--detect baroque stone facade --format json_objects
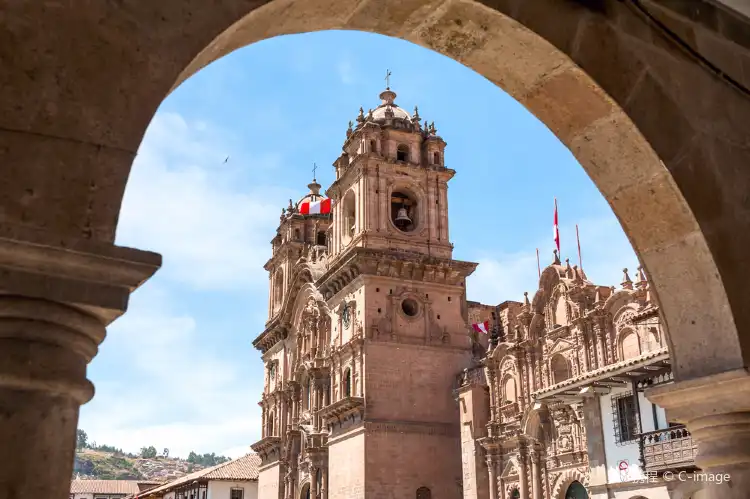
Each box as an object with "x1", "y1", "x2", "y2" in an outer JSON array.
[
  {"x1": 251, "y1": 87, "x2": 478, "y2": 499},
  {"x1": 458, "y1": 263, "x2": 679, "y2": 499}
]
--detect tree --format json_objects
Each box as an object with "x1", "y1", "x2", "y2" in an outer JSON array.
[
  {"x1": 140, "y1": 446, "x2": 157, "y2": 459},
  {"x1": 76, "y1": 429, "x2": 88, "y2": 449},
  {"x1": 163, "y1": 448, "x2": 169, "y2": 458}
]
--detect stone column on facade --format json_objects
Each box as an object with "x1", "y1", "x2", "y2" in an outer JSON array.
[
  {"x1": 525, "y1": 351, "x2": 535, "y2": 398},
  {"x1": 311, "y1": 465, "x2": 319, "y2": 499},
  {"x1": 647, "y1": 369, "x2": 750, "y2": 499},
  {"x1": 530, "y1": 447, "x2": 542, "y2": 499},
  {"x1": 487, "y1": 369, "x2": 498, "y2": 421},
  {"x1": 579, "y1": 391, "x2": 608, "y2": 487},
  {"x1": 518, "y1": 446, "x2": 529, "y2": 499},
  {"x1": 486, "y1": 452, "x2": 499, "y2": 499},
  {"x1": 592, "y1": 317, "x2": 606, "y2": 369},
  {"x1": 0, "y1": 236, "x2": 160, "y2": 499},
  {"x1": 320, "y1": 466, "x2": 328, "y2": 499}
]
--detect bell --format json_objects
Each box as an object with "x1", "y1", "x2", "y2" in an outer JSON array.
[{"x1": 394, "y1": 207, "x2": 411, "y2": 228}]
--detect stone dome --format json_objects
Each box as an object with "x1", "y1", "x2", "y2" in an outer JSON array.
[{"x1": 370, "y1": 88, "x2": 411, "y2": 122}]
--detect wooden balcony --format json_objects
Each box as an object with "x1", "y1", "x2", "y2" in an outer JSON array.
[{"x1": 639, "y1": 425, "x2": 698, "y2": 473}]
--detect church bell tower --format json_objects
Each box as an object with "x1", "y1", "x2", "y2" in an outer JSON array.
[{"x1": 317, "y1": 85, "x2": 478, "y2": 498}]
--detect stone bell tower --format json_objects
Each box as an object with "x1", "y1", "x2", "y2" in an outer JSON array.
[{"x1": 317, "y1": 86, "x2": 478, "y2": 499}]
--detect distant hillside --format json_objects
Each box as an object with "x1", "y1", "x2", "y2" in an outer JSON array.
[
  {"x1": 73, "y1": 449, "x2": 210, "y2": 481},
  {"x1": 74, "y1": 430, "x2": 231, "y2": 481}
]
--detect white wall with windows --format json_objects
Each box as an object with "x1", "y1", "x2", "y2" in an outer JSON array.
[
  {"x1": 208, "y1": 481, "x2": 258, "y2": 499},
  {"x1": 599, "y1": 386, "x2": 668, "y2": 484}
]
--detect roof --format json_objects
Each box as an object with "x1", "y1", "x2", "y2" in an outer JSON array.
[
  {"x1": 70, "y1": 480, "x2": 162, "y2": 495},
  {"x1": 133, "y1": 454, "x2": 261, "y2": 498}
]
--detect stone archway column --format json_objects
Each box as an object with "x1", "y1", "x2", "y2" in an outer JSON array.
[
  {"x1": 647, "y1": 369, "x2": 750, "y2": 499},
  {"x1": 0, "y1": 234, "x2": 159, "y2": 499},
  {"x1": 486, "y1": 453, "x2": 499, "y2": 499}
]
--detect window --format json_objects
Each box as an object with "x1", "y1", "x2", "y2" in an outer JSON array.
[
  {"x1": 612, "y1": 392, "x2": 639, "y2": 444},
  {"x1": 621, "y1": 330, "x2": 641, "y2": 359},
  {"x1": 397, "y1": 144, "x2": 409, "y2": 161},
  {"x1": 317, "y1": 231, "x2": 326, "y2": 245},
  {"x1": 344, "y1": 368, "x2": 352, "y2": 397},
  {"x1": 294, "y1": 228, "x2": 300, "y2": 240},
  {"x1": 266, "y1": 411, "x2": 274, "y2": 436},
  {"x1": 550, "y1": 355, "x2": 570, "y2": 383},
  {"x1": 401, "y1": 298, "x2": 419, "y2": 317},
  {"x1": 230, "y1": 489, "x2": 244, "y2": 499},
  {"x1": 370, "y1": 140, "x2": 376, "y2": 153},
  {"x1": 510, "y1": 490, "x2": 520, "y2": 499},
  {"x1": 433, "y1": 152, "x2": 440, "y2": 164},
  {"x1": 416, "y1": 487, "x2": 431, "y2": 499}
]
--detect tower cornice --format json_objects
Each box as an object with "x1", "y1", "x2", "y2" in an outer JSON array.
[{"x1": 316, "y1": 247, "x2": 477, "y2": 300}]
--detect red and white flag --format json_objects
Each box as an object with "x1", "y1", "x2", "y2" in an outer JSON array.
[
  {"x1": 299, "y1": 198, "x2": 332, "y2": 215},
  {"x1": 472, "y1": 321, "x2": 490, "y2": 335},
  {"x1": 553, "y1": 198, "x2": 560, "y2": 255}
]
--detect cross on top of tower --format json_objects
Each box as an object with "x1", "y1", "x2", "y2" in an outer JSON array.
[
  {"x1": 385, "y1": 69, "x2": 392, "y2": 89},
  {"x1": 312, "y1": 162, "x2": 318, "y2": 182}
]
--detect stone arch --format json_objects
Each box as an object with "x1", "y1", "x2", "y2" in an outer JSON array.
[
  {"x1": 299, "y1": 482, "x2": 311, "y2": 499},
  {"x1": 343, "y1": 367, "x2": 352, "y2": 397},
  {"x1": 33, "y1": 0, "x2": 746, "y2": 382},
  {"x1": 550, "y1": 354, "x2": 571, "y2": 384},
  {"x1": 266, "y1": 409, "x2": 275, "y2": 436},
  {"x1": 551, "y1": 469, "x2": 589, "y2": 499},
  {"x1": 502, "y1": 374, "x2": 517, "y2": 404},
  {"x1": 619, "y1": 327, "x2": 641, "y2": 360}
]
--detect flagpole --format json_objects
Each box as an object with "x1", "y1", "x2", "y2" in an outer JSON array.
[
  {"x1": 536, "y1": 248, "x2": 541, "y2": 279},
  {"x1": 576, "y1": 224, "x2": 583, "y2": 271}
]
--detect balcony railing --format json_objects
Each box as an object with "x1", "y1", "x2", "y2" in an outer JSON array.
[{"x1": 639, "y1": 425, "x2": 698, "y2": 473}]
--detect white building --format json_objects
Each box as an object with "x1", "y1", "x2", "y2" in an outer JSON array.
[
  {"x1": 130, "y1": 454, "x2": 260, "y2": 499},
  {"x1": 70, "y1": 479, "x2": 162, "y2": 499}
]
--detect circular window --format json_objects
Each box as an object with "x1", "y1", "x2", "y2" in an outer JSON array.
[{"x1": 401, "y1": 298, "x2": 419, "y2": 317}]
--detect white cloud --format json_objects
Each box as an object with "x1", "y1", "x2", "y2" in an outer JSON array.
[
  {"x1": 80, "y1": 286, "x2": 263, "y2": 459},
  {"x1": 337, "y1": 59, "x2": 355, "y2": 85},
  {"x1": 466, "y1": 216, "x2": 639, "y2": 305},
  {"x1": 116, "y1": 112, "x2": 295, "y2": 291}
]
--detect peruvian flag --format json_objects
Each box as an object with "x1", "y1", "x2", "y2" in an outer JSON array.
[
  {"x1": 472, "y1": 321, "x2": 490, "y2": 335},
  {"x1": 299, "y1": 198, "x2": 331, "y2": 215},
  {"x1": 553, "y1": 198, "x2": 560, "y2": 255}
]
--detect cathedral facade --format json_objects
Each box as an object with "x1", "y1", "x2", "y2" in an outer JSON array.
[
  {"x1": 251, "y1": 87, "x2": 696, "y2": 499},
  {"x1": 251, "y1": 87, "x2": 477, "y2": 499}
]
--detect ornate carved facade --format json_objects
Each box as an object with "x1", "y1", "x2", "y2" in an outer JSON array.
[
  {"x1": 251, "y1": 87, "x2": 478, "y2": 499},
  {"x1": 457, "y1": 260, "x2": 690, "y2": 499},
  {"x1": 250, "y1": 85, "x2": 689, "y2": 499}
]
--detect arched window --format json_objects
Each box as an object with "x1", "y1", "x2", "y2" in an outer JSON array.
[
  {"x1": 554, "y1": 296, "x2": 567, "y2": 326},
  {"x1": 565, "y1": 481, "x2": 588, "y2": 499},
  {"x1": 433, "y1": 152, "x2": 440, "y2": 165},
  {"x1": 510, "y1": 489, "x2": 520, "y2": 499},
  {"x1": 294, "y1": 228, "x2": 300, "y2": 240},
  {"x1": 645, "y1": 327, "x2": 659, "y2": 351},
  {"x1": 342, "y1": 191, "x2": 356, "y2": 241},
  {"x1": 266, "y1": 411, "x2": 274, "y2": 436},
  {"x1": 273, "y1": 270, "x2": 284, "y2": 310},
  {"x1": 621, "y1": 330, "x2": 641, "y2": 360},
  {"x1": 416, "y1": 487, "x2": 431, "y2": 499},
  {"x1": 344, "y1": 368, "x2": 352, "y2": 397},
  {"x1": 503, "y1": 376, "x2": 517, "y2": 403},
  {"x1": 316, "y1": 231, "x2": 326, "y2": 246},
  {"x1": 370, "y1": 140, "x2": 376, "y2": 153},
  {"x1": 397, "y1": 144, "x2": 409, "y2": 162},
  {"x1": 551, "y1": 355, "x2": 571, "y2": 384},
  {"x1": 300, "y1": 483, "x2": 310, "y2": 499}
]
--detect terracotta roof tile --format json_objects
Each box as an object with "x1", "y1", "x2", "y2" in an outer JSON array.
[
  {"x1": 71, "y1": 480, "x2": 162, "y2": 495},
  {"x1": 134, "y1": 454, "x2": 260, "y2": 498}
]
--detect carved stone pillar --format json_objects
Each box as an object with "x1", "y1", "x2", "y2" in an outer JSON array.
[
  {"x1": 486, "y1": 452, "x2": 499, "y2": 499},
  {"x1": 311, "y1": 466, "x2": 319, "y2": 499},
  {"x1": 518, "y1": 446, "x2": 529, "y2": 499},
  {"x1": 530, "y1": 448, "x2": 542, "y2": 499},
  {"x1": 0, "y1": 236, "x2": 159, "y2": 499},
  {"x1": 648, "y1": 369, "x2": 750, "y2": 499},
  {"x1": 487, "y1": 369, "x2": 498, "y2": 421},
  {"x1": 321, "y1": 467, "x2": 328, "y2": 499}
]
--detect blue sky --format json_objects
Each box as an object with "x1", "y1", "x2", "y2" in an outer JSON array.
[{"x1": 78, "y1": 31, "x2": 635, "y2": 459}]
